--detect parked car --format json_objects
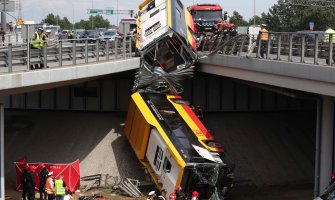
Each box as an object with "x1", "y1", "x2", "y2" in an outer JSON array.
[
  {"x1": 74, "y1": 29, "x2": 85, "y2": 39},
  {"x1": 100, "y1": 30, "x2": 118, "y2": 41},
  {"x1": 59, "y1": 30, "x2": 70, "y2": 40},
  {"x1": 292, "y1": 31, "x2": 325, "y2": 43},
  {"x1": 78, "y1": 30, "x2": 101, "y2": 43}
]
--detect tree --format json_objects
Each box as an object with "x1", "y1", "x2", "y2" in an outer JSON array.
[
  {"x1": 42, "y1": 14, "x2": 58, "y2": 25},
  {"x1": 59, "y1": 17, "x2": 72, "y2": 30},
  {"x1": 229, "y1": 11, "x2": 248, "y2": 26},
  {"x1": 90, "y1": 15, "x2": 110, "y2": 29},
  {"x1": 74, "y1": 15, "x2": 110, "y2": 29},
  {"x1": 248, "y1": 13, "x2": 267, "y2": 26},
  {"x1": 264, "y1": 0, "x2": 335, "y2": 31}
]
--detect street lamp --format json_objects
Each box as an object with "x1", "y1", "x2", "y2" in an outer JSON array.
[
  {"x1": 91, "y1": 0, "x2": 94, "y2": 29},
  {"x1": 253, "y1": 0, "x2": 256, "y2": 27},
  {"x1": 116, "y1": 0, "x2": 119, "y2": 25},
  {"x1": 71, "y1": 3, "x2": 75, "y2": 30}
]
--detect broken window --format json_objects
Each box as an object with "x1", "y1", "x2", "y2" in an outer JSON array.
[
  {"x1": 153, "y1": 146, "x2": 163, "y2": 171},
  {"x1": 163, "y1": 157, "x2": 172, "y2": 173}
]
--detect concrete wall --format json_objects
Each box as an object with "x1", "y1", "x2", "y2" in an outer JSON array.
[{"x1": 0, "y1": 72, "x2": 314, "y2": 112}]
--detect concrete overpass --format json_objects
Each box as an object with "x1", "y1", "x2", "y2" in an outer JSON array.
[
  {"x1": 199, "y1": 47, "x2": 335, "y2": 196},
  {"x1": 1, "y1": 32, "x2": 335, "y2": 198}
]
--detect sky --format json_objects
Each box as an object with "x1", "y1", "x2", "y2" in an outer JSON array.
[{"x1": 14, "y1": 0, "x2": 278, "y2": 25}]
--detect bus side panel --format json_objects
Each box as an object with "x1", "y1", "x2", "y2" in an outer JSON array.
[
  {"x1": 124, "y1": 98, "x2": 136, "y2": 138},
  {"x1": 124, "y1": 98, "x2": 151, "y2": 160}
]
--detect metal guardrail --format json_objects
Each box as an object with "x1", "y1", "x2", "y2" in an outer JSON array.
[
  {"x1": 200, "y1": 32, "x2": 335, "y2": 67},
  {"x1": 0, "y1": 36, "x2": 136, "y2": 74}
]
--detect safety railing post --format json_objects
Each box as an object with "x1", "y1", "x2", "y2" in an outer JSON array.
[
  {"x1": 85, "y1": 40, "x2": 89, "y2": 64},
  {"x1": 43, "y1": 42, "x2": 47, "y2": 68},
  {"x1": 96, "y1": 40, "x2": 100, "y2": 62},
  {"x1": 289, "y1": 33, "x2": 293, "y2": 62},
  {"x1": 27, "y1": 41, "x2": 31, "y2": 71},
  {"x1": 123, "y1": 37, "x2": 126, "y2": 58},
  {"x1": 301, "y1": 34, "x2": 305, "y2": 63},
  {"x1": 277, "y1": 33, "x2": 282, "y2": 60},
  {"x1": 266, "y1": 33, "x2": 271, "y2": 59},
  {"x1": 230, "y1": 41, "x2": 237, "y2": 55},
  {"x1": 106, "y1": 40, "x2": 109, "y2": 61},
  {"x1": 72, "y1": 40, "x2": 76, "y2": 65},
  {"x1": 314, "y1": 34, "x2": 319, "y2": 65},
  {"x1": 59, "y1": 40, "x2": 63, "y2": 67},
  {"x1": 129, "y1": 36, "x2": 132, "y2": 57},
  {"x1": 7, "y1": 43, "x2": 12, "y2": 72},
  {"x1": 329, "y1": 34, "x2": 333, "y2": 66},
  {"x1": 222, "y1": 35, "x2": 230, "y2": 54},
  {"x1": 115, "y1": 38, "x2": 118, "y2": 59},
  {"x1": 257, "y1": 36, "x2": 262, "y2": 58},
  {"x1": 238, "y1": 36, "x2": 246, "y2": 56}
]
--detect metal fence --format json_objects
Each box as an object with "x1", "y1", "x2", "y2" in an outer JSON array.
[
  {"x1": 0, "y1": 36, "x2": 136, "y2": 74},
  {"x1": 200, "y1": 32, "x2": 335, "y2": 66}
]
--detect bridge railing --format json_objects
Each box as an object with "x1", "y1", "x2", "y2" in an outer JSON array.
[
  {"x1": 0, "y1": 36, "x2": 136, "y2": 74},
  {"x1": 201, "y1": 32, "x2": 335, "y2": 66}
]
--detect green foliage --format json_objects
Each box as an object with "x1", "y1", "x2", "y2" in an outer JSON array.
[
  {"x1": 41, "y1": 14, "x2": 73, "y2": 29},
  {"x1": 230, "y1": 11, "x2": 248, "y2": 26},
  {"x1": 248, "y1": 13, "x2": 267, "y2": 26},
  {"x1": 74, "y1": 15, "x2": 110, "y2": 29},
  {"x1": 42, "y1": 13, "x2": 111, "y2": 30},
  {"x1": 263, "y1": 0, "x2": 335, "y2": 32},
  {"x1": 41, "y1": 13, "x2": 58, "y2": 25}
]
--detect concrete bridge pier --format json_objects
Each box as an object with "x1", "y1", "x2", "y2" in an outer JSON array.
[
  {"x1": 316, "y1": 95, "x2": 334, "y2": 196},
  {"x1": 0, "y1": 104, "x2": 4, "y2": 200}
]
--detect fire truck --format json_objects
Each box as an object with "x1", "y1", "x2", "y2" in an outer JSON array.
[{"x1": 188, "y1": 4, "x2": 236, "y2": 38}]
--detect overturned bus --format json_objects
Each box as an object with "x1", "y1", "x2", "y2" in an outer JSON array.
[
  {"x1": 133, "y1": 0, "x2": 197, "y2": 94},
  {"x1": 124, "y1": 92, "x2": 234, "y2": 199},
  {"x1": 124, "y1": 0, "x2": 235, "y2": 199}
]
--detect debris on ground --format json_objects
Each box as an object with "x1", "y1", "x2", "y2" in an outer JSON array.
[{"x1": 80, "y1": 174, "x2": 152, "y2": 198}]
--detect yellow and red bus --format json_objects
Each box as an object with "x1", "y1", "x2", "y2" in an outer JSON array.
[{"x1": 124, "y1": 92, "x2": 234, "y2": 199}]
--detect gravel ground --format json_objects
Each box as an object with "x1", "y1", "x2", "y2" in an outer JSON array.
[{"x1": 4, "y1": 111, "x2": 145, "y2": 190}]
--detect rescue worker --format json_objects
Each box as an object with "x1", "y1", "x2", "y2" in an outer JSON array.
[
  {"x1": 38, "y1": 163, "x2": 49, "y2": 200},
  {"x1": 325, "y1": 23, "x2": 335, "y2": 65},
  {"x1": 258, "y1": 24, "x2": 269, "y2": 58},
  {"x1": 55, "y1": 174, "x2": 67, "y2": 200},
  {"x1": 31, "y1": 28, "x2": 43, "y2": 49},
  {"x1": 157, "y1": 189, "x2": 167, "y2": 200},
  {"x1": 169, "y1": 193, "x2": 177, "y2": 200},
  {"x1": 30, "y1": 28, "x2": 44, "y2": 70},
  {"x1": 21, "y1": 163, "x2": 29, "y2": 200},
  {"x1": 69, "y1": 30, "x2": 74, "y2": 43},
  {"x1": 39, "y1": 29, "x2": 51, "y2": 69},
  {"x1": 147, "y1": 191, "x2": 156, "y2": 200},
  {"x1": 41, "y1": 30, "x2": 51, "y2": 47},
  {"x1": 191, "y1": 191, "x2": 199, "y2": 200},
  {"x1": 45, "y1": 171, "x2": 55, "y2": 200},
  {"x1": 175, "y1": 186, "x2": 186, "y2": 200},
  {"x1": 27, "y1": 165, "x2": 36, "y2": 200}
]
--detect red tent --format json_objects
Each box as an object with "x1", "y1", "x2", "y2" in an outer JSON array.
[{"x1": 14, "y1": 157, "x2": 80, "y2": 192}]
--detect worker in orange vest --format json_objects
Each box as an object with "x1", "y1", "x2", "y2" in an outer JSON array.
[
  {"x1": 45, "y1": 171, "x2": 55, "y2": 200},
  {"x1": 258, "y1": 24, "x2": 269, "y2": 58}
]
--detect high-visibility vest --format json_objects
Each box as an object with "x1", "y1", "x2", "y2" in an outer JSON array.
[
  {"x1": 325, "y1": 28, "x2": 335, "y2": 43},
  {"x1": 55, "y1": 179, "x2": 65, "y2": 195},
  {"x1": 260, "y1": 28, "x2": 269, "y2": 41},
  {"x1": 31, "y1": 32, "x2": 41, "y2": 48},
  {"x1": 45, "y1": 177, "x2": 54, "y2": 194},
  {"x1": 40, "y1": 34, "x2": 48, "y2": 47}
]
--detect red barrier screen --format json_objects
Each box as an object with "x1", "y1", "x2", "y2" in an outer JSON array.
[{"x1": 14, "y1": 157, "x2": 80, "y2": 192}]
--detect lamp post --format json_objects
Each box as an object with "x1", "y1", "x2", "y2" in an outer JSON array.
[
  {"x1": 71, "y1": 3, "x2": 75, "y2": 30},
  {"x1": 116, "y1": 0, "x2": 119, "y2": 25},
  {"x1": 91, "y1": 0, "x2": 94, "y2": 29},
  {"x1": 253, "y1": 0, "x2": 256, "y2": 27}
]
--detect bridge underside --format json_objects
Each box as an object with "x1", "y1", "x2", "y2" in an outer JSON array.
[{"x1": 0, "y1": 71, "x2": 324, "y2": 199}]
